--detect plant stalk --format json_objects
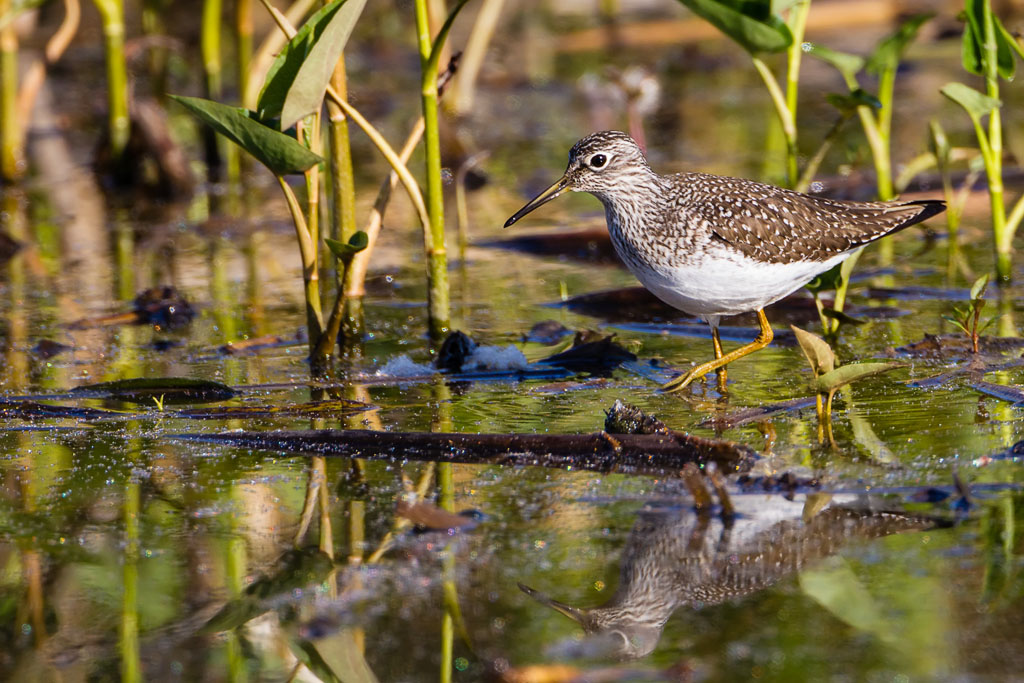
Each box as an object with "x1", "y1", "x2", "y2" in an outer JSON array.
[
  {"x1": 92, "y1": 0, "x2": 130, "y2": 160},
  {"x1": 277, "y1": 175, "x2": 324, "y2": 350},
  {"x1": 415, "y1": 0, "x2": 450, "y2": 339},
  {"x1": 0, "y1": 0, "x2": 21, "y2": 182}
]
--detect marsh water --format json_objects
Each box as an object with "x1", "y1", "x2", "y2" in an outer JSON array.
[{"x1": 4, "y1": 3, "x2": 1024, "y2": 681}]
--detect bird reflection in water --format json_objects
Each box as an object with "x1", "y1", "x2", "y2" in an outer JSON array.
[{"x1": 519, "y1": 493, "x2": 936, "y2": 660}]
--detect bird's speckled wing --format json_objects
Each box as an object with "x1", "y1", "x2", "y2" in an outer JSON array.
[{"x1": 676, "y1": 173, "x2": 944, "y2": 264}]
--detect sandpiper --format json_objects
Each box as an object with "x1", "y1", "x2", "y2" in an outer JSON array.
[{"x1": 504, "y1": 131, "x2": 945, "y2": 392}]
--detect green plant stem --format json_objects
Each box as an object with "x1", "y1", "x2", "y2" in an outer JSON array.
[
  {"x1": 326, "y1": 41, "x2": 357, "y2": 303},
  {"x1": 981, "y1": 0, "x2": 1010, "y2": 281},
  {"x1": 752, "y1": 56, "x2": 797, "y2": 188},
  {"x1": 783, "y1": 0, "x2": 810, "y2": 187},
  {"x1": 415, "y1": 0, "x2": 450, "y2": 339},
  {"x1": 236, "y1": 0, "x2": 252, "y2": 102},
  {"x1": 92, "y1": 0, "x2": 129, "y2": 159},
  {"x1": 0, "y1": 0, "x2": 21, "y2": 182},
  {"x1": 277, "y1": 175, "x2": 324, "y2": 349}
]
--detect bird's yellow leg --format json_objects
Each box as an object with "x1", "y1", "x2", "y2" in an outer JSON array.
[
  {"x1": 661, "y1": 310, "x2": 774, "y2": 393},
  {"x1": 712, "y1": 326, "x2": 727, "y2": 388}
]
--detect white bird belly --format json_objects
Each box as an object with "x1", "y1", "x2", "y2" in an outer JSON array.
[{"x1": 628, "y1": 246, "x2": 848, "y2": 318}]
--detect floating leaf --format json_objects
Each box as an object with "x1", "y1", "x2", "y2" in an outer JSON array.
[
  {"x1": 865, "y1": 13, "x2": 931, "y2": 75},
  {"x1": 324, "y1": 231, "x2": 369, "y2": 263},
  {"x1": 260, "y1": 0, "x2": 368, "y2": 129},
  {"x1": 674, "y1": 0, "x2": 793, "y2": 54},
  {"x1": 170, "y1": 95, "x2": 322, "y2": 175},
  {"x1": 790, "y1": 325, "x2": 836, "y2": 377},
  {"x1": 940, "y1": 82, "x2": 1001, "y2": 120},
  {"x1": 69, "y1": 377, "x2": 236, "y2": 404},
  {"x1": 814, "y1": 362, "x2": 905, "y2": 393}
]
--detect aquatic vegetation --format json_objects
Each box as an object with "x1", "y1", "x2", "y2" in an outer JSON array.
[
  {"x1": 791, "y1": 324, "x2": 903, "y2": 427},
  {"x1": 674, "y1": 0, "x2": 808, "y2": 188},
  {"x1": 942, "y1": 0, "x2": 1024, "y2": 283},
  {"x1": 943, "y1": 274, "x2": 997, "y2": 354}
]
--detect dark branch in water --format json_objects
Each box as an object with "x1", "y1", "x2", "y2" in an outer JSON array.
[{"x1": 170, "y1": 427, "x2": 758, "y2": 475}]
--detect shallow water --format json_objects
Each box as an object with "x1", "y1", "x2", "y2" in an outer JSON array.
[{"x1": 4, "y1": 5, "x2": 1024, "y2": 682}]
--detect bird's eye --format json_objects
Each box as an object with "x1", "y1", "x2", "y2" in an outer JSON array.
[{"x1": 589, "y1": 154, "x2": 608, "y2": 169}]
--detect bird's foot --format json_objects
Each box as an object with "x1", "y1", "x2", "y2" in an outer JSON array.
[{"x1": 660, "y1": 365, "x2": 709, "y2": 393}]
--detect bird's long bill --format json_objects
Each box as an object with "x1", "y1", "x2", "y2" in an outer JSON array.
[
  {"x1": 503, "y1": 175, "x2": 570, "y2": 228},
  {"x1": 517, "y1": 581, "x2": 585, "y2": 624}
]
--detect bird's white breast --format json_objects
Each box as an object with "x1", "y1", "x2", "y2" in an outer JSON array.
[{"x1": 624, "y1": 243, "x2": 848, "y2": 321}]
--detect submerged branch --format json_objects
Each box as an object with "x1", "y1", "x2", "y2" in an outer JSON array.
[{"x1": 170, "y1": 428, "x2": 759, "y2": 475}]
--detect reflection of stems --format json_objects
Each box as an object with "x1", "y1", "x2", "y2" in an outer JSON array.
[
  {"x1": 122, "y1": 479, "x2": 141, "y2": 683},
  {"x1": 365, "y1": 463, "x2": 435, "y2": 563},
  {"x1": 92, "y1": 0, "x2": 130, "y2": 159}
]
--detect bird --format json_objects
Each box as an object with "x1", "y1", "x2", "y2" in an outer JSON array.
[
  {"x1": 504, "y1": 131, "x2": 945, "y2": 392},
  {"x1": 518, "y1": 497, "x2": 936, "y2": 660}
]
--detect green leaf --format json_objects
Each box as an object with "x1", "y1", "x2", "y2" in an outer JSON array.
[
  {"x1": 279, "y1": 0, "x2": 368, "y2": 130},
  {"x1": 961, "y1": 0, "x2": 1016, "y2": 79},
  {"x1": 805, "y1": 262, "x2": 843, "y2": 294},
  {"x1": 998, "y1": 19, "x2": 1024, "y2": 62},
  {"x1": 674, "y1": 0, "x2": 793, "y2": 54},
  {"x1": 790, "y1": 325, "x2": 835, "y2": 377},
  {"x1": 970, "y1": 273, "x2": 990, "y2": 301},
  {"x1": 324, "y1": 231, "x2": 369, "y2": 263},
  {"x1": 941, "y1": 315, "x2": 970, "y2": 335},
  {"x1": 929, "y1": 119, "x2": 950, "y2": 162},
  {"x1": 259, "y1": 2, "x2": 341, "y2": 123},
  {"x1": 865, "y1": 13, "x2": 931, "y2": 76},
  {"x1": 427, "y1": 0, "x2": 473, "y2": 76},
  {"x1": 68, "y1": 376, "x2": 236, "y2": 404},
  {"x1": 814, "y1": 362, "x2": 905, "y2": 393},
  {"x1": 820, "y1": 308, "x2": 867, "y2": 326},
  {"x1": 826, "y1": 89, "x2": 881, "y2": 114},
  {"x1": 807, "y1": 44, "x2": 865, "y2": 84},
  {"x1": 940, "y1": 82, "x2": 1001, "y2": 120},
  {"x1": 170, "y1": 95, "x2": 322, "y2": 176}
]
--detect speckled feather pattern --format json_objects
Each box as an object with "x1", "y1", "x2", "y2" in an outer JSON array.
[
  {"x1": 567, "y1": 131, "x2": 943, "y2": 267},
  {"x1": 555, "y1": 131, "x2": 945, "y2": 320}
]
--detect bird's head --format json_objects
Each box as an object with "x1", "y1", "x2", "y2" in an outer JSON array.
[
  {"x1": 517, "y1": 581, "x2": 663, "y2": 660},
  {"x1": 504, "y1": 131, "x2": 650, "y2": 228}
]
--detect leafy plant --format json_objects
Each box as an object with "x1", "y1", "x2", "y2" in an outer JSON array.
[
  {"x1": 805, "y1": 15, "x2": 931, "y2": 331},
  {"x1": 673, "y1": 0, "x2": 808, "y2": 187},
  {"x1": 809, "y1": 14, "x2": 931, "y2": 201},
  {"x1": 943, "y1": 274, "x2": 997, "y2": 353},
  {"x1": 929, "y1": 119, "x2": 984, "y2": 281},
  {"x1": 0, "y1": 0, "x2": 79, "y2": 182},
  {"x1": 175, "y1": 0, "x2": 471, "y2": 370},
  {"x1": 942, "y1": 0, "x2": 1024, "y2": 283},
  {"x1": 791, "y1": 325, "x2": 904, "y2": 426}
]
